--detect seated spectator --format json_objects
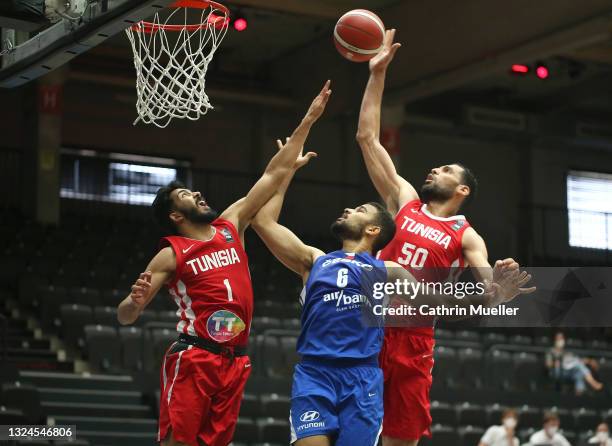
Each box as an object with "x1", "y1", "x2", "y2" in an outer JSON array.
[
  {"x1": 479, "y1": 408, "x2": 519, "y2": 446},
  {"x1": 589, "y1": 422, "x2": 612, "y2": 446},
  {"x1": 529, "y1": 411, "x2": 571, "y2": 446},
  {"x1": 546, "y1": 332, "x2": 603, "y2": 395}
]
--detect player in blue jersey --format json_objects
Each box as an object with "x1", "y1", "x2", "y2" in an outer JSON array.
[
  {"x1": 250, "y1": 132, "x2": 438, "y2": 445},
  {"x1": 253, "y1": 177, "x2": 395, "y2": 445}
]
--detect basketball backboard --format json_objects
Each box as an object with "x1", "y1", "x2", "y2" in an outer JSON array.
[{"x1": 0, "y1": 0, "x2": 175, "y2": 88}]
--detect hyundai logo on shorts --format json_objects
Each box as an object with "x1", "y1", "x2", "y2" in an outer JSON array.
[{"x1": 300, "y1": 411, "x2": 320, "y2": 422}]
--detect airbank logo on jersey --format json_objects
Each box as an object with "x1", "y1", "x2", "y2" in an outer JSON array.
[
  {"x1": 185, "y1": 248, "x2": 240, "y2": 275},
  {"x1": 323, "y1": 289, "x2": 369, "y2": 311},
  {"x1": 400, "y1": 216, "x2": 452, "y2": 249}
]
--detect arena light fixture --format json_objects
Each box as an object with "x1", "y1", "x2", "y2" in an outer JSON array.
[
  {"x1": 233, "y1": 11, "x2": 247, "y2": 31},
  {"x1": 535, "y1": 64, "x2": 549, "y2": 79},
  {"x1": 511, "y1": 64, "x2": 529, "y2": 74}
]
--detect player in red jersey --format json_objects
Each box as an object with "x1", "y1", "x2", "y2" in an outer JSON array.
[
  {"x1": 116, "y1": 81, "x2": 331, "y2": 446},
  {"x1": 356, "y1": 31, "x2": 535, "y2": 446}
]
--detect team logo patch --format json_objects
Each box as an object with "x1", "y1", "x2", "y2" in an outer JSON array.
[
  {"x1": 300, "y1": 411, "x2": 320, "y2": 422},
  {"x1": 452, "y1": 220, "x2": 465, "y2": 231},
  {"x1": 220, "y1": 228, "x2": 235, "y2": 243},
  {"x1": 206, "y1": 310, "x2": 245, "y2": 342}
]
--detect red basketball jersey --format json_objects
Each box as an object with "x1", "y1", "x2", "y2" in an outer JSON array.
[
  {"x1": 378, "y1": 199, "x2": 471, "y2": 335},
  {"x1": 160, "y1": 218, "x2": 253, "y2": 347}
]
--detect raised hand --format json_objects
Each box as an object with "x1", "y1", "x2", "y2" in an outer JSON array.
[
  {"x1": 487, "y1": 259, "x2": 536, "y2": 304},
  {"x1": 305, "y1": 80, "x2": 332, "y2": 122},
  {"x1": 276, "y1": 137, "x2": 318, "y2": 170},
  {"x1": 130, "y1": 271, "x2": 152, "y2": 307},
  {"x1": 369, "y1": 29, "x2": 401, "y2": 74}
]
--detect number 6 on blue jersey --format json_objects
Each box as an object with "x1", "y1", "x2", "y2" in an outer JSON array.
[{"x1": 337, "y1": 268, "x2": 349, "y2": 288}]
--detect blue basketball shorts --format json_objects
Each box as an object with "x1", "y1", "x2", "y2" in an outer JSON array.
[{"x1": 289, "y1": 359, "x2": 383, "y2": 445}]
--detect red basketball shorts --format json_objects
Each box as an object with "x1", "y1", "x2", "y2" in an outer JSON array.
[
  {"x1": 379, "y1": 328, "x2": 435, "y2": 440},
  {"x1": 158, "y1": 341, "x2": 251, "y2": 446}
]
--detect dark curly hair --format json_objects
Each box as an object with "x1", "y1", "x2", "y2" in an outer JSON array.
[
  {"x1": 367, "y1": 201, "x2": 396, "y2": 254},
  {"x1": 152, "y1": 181, "x2": 185, "y2": 235}
]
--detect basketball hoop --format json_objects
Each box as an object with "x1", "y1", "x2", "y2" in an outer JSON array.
[{"x1": 125, "y1": 0, "x2": 229, "y2": 128}]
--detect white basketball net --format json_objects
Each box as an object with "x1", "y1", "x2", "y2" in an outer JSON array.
[{"x1": 125, "y1": 1, "x2": 229, "y2": 128}]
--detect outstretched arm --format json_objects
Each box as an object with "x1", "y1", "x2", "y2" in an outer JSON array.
[
  {"x1": 221, "y1": 81, "x2": 332, "y2": 234},
  {"x1": 117, "y1": 247, "x2": 175, "y2": 325},
  {"x1": 463, "y1": 228, "x2": 536, "y2": 304},
  {"x1": 356, "y1": 29, "x2": 418, "y2": 215},
  {"x1": 384, "y1": 259, "x2": 532, "y2": 315},
  {"x1": 251, "y1": 144, "x2": 324, "y2": 279}
]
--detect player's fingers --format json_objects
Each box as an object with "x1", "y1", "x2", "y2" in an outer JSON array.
[
  {"x1": 143, "y1": 271, "x2": 152, "y2": 282},
  {"x1": 135, "y1": 279, "x2": 150, "y2": 288},
  {"x1": 483, "y1": 279, "x2": 493, "y2": 292},
  {"x1": 505, "y1": 259, "x2": 519, "y2": 269},
  {"x1": 304, "y1": 152, "x2": 318, "y2": 159},
  {"x1": 484, "y1": 281, "x2": 500, "y2": 297},
  {"x1": 276, "y1": 139, "x2": 283, "y2": 150},
  {"x1": 499, "y1": 267, "x2": 516, "y2": 280},
  {"x1": 514, "y1": 273, "x2": 528, "y2": 286},
  {"x1": 504, "y1": 265, "x2": 520, "y2": 276},
  {"x1": 519, "y1": 286, "x2": 537, "y2": 294},
  {"x1": 320, "y1": 90, "x2": 332, "y2": 104},
  {"x1": 492, "y1": 282, "x2": 502, "y2": 294},
  {"x1": 517, "y1": 274, "x2": 532, "y2": 287},
  {"x1": 320, "y1": 79, "x2": 331, "y2": 94},
  {"x1": 390, "y1": 42, "x2": 401, "y2": 55},
  {"x1": 387, "y1": 29, "x2": 395, "y2": 46}
]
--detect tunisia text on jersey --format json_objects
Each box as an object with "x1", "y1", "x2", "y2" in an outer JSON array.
[{"x1": 377, "y1": 199, "x2": 471, "y2": 333}]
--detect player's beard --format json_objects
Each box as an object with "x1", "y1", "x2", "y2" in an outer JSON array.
[
  {"x1": 420, "y1": 182, "x2": 453, "y2": 204},
  {"x1": 330, "y1": 220, "x2": 361, "y2": 243},
  {"x1": 183, "y1": 206, "x2": 218, "y2": 225}
]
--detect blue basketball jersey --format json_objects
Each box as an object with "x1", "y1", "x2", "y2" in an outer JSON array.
[{"x1": 297, "y1": 250, "x2": 387, "y2": 361}]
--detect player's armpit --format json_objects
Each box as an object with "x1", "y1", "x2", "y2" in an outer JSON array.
[
  {"x1": 252, "y1": 220, "x2": 323, "y2": 278},
  {"x1": 219, "y1": 172, "x2": 282, "y2": 234},
  {"x1": 462, "y1": 227, "x2": 490, "y2": 272},
  {"x1": 117, "y1": 247, "x2": 175, "y2": 325},
  {"x1": 219, "y1": 197, "x2": 246, "y2": 229},
  {"x1": 396, "y1": 176, "x2": 419, "y2": 213}
]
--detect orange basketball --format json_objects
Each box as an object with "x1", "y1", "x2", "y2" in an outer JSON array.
[{"x1": 333, "y1": 9, "x2": 385, "y2": 62}]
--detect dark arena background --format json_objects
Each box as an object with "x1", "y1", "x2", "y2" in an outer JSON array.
[{"x1": 1, "y1": 1, "x2": 612, "y2": 445}]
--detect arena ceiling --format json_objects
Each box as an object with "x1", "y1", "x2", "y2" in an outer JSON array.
[{"x1": 48, "y1": 0, "x2": 612, "y2": 120}]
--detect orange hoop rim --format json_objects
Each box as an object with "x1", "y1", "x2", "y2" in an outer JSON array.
[{"x1": 131, "y1": 0, "x2": 230, "y2": 33}]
